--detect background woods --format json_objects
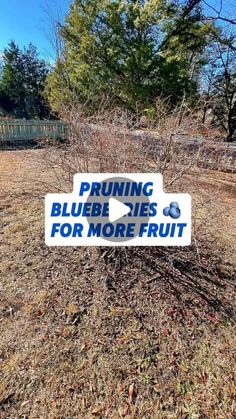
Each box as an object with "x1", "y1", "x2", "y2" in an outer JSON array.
[
  {"x1": 0, "y1": 1, "x2": 235, "y2": 140},
  {"x1": 0, "y1": 41, "x2": 50, "y2": 119},
  {"x1": 44, "y1": 0, "x2": 236, "y2": 140}
]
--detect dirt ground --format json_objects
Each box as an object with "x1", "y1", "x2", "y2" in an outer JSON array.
[{"x1": 0, "y1": 149, "x2": 235, "y2": 418}]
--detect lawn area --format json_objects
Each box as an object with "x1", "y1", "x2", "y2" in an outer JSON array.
[{"x1": 0, "y1": 149, "x2": 235, "y2": 418}]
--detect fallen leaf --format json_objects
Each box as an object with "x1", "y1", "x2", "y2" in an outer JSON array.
[
  {"x1": 128, "y1": 383, "x2": 137, "y2": 402},
  {"x1": 21, "y1": 400, "x2": 29, "y2": 407},
  {"x1": 91, "y1": 406, "x2": 102, "y2": 415}
]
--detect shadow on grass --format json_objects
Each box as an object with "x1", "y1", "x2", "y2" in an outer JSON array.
[{"x1": 100, "y1": 245, "x2": 236, "y2": 323}]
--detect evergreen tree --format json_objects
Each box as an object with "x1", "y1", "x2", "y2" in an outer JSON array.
[
  {"x1": 45, "y1": 0, "x2": 213, "y2": 113},
  {"x1": 0, "y1": 41, "x2": 25, "y2": 115},
  {"x1": 0, "y1": 41, "x2": 50, "y2": 118}
]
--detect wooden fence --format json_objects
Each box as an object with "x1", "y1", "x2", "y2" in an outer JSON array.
[
  {"x1": 0, "y1": 119, "x2": 235, "y2": 172},
  {"x1": 0, "y1": 119, "x2": 68, "y2": 143}
]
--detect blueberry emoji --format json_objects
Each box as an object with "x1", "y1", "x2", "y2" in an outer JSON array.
[
  {"x1": 163, "y1": 207, "x2": 170, "y2": 216},
  {"x1": 169, "y1": 206, "x2": 181, "y2": 219}
]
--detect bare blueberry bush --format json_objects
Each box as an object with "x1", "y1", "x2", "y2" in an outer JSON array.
[
  {"x1": 39, "y1": 104, "x2": 233, "y2": 263},
  {"x1": 41, "y1": 103, "x2": 209, "y2": 188}
]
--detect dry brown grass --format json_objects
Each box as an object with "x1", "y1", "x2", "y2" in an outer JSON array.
[{"x1": 0, "y1": 144, "x2": 236, "y2": 418}]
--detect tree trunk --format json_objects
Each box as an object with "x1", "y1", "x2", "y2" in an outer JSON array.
[{"x1": 227, "y1": 102, "x2": 236, "y2": 142}]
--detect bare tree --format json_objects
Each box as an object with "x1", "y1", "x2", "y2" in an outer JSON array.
[
  {"x1": 41, "y1": 0, "x2": 67, "y2": 62},
  {"x1": 205, "y1": 35, "x2": 236, "y2": 141}
]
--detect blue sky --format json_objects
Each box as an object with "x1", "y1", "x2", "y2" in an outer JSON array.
[
  {"x1": 0, "y1": 0, "x2": 235, "y2": 62},
  {"x1": 0, "y1": 0, "x2": 69, "y2": 61}
]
